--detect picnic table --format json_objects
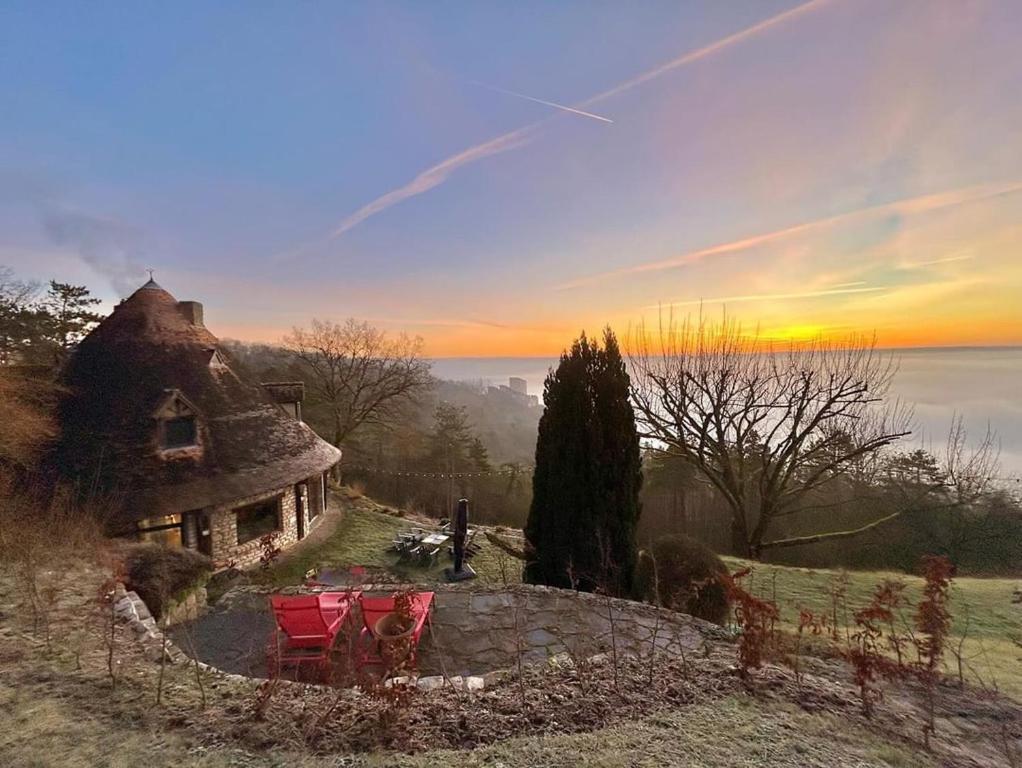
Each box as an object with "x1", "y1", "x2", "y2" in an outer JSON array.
[
  {"x1": 391, "y1": 527, "x2": 448, "y2": 565},
  {"x1": 390, "y1": 523, "x2": 482, "y2": 566}
]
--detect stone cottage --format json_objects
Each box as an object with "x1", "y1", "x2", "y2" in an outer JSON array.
[{"x1": 55, "y1": 278, "x2": 341, "y2": 567}]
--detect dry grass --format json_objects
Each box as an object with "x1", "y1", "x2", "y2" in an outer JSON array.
[
  {"x1": 724, "y1": 557, "x2": 1022, "y2": 697},
  {"x1": 1, "y1": 486, "x2": 1019, "y2": 767},
  {"x1": 365, "y1": 697, "x2": 936, "y2": 768},
  {"x1": 257, "y1": 489, "x2": 523, "y2": 588},
  {"x1": 1, "y1": 553, "x2": 1018, "y2": 767}
]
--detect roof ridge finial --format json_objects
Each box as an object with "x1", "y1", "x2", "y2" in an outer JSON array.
[{"x1": 139, "y1": 269, "x2": 163, "y2": 291}]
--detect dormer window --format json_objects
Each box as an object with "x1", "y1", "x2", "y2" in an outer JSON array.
[
  {"x1": 153, "y1": 389, "x2": 202, "y2": 454},
  {"x1": 163, "y1": 416, "x2": 197, "y2": 449},
  {"x1": 207, "y1": 347, "x2": 231, "y2": 373}
]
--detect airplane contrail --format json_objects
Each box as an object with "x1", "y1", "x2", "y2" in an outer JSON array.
[
  {"x1": 556, "y1": 180, "x2": 1022, "y2": 289},
  {"x1": 327, "y1": 126, "x2": 536, "y2": 239},
  {"x1": 311, "y1": 0, "x2": 832, "y2": 244},
  {"x1": 648, "y1": 285, "x2": 888, "y2": 310},
  {"x1": 471, "y1": 81, "x2": 614, "y2": 123},
  {"x1": 577, "y1": 0, "x2": 831, "y2": 108}
]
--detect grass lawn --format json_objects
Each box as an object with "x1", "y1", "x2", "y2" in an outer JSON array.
[
  {"x1": 723, "y1": 556, "x2": 1022, "y2": 697},
  {"x1": 256, "y1": 490, "x2": 523, "y2": 589},
  {"x1": 256, "y1": 489, "x2": 1021, "y2": 697}
]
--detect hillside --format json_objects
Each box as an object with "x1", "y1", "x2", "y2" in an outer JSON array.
[{"x1": 1, "y1": 490, "x2": 1020, "y2": 767}]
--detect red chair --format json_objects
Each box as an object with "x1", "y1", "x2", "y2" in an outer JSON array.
[
  {"x1": 317, "y1": 590, "x2": 362, "y2": 623},
  {"x1": 358, "y1": 592, "x2": 435, "y2": 668},
  {"x1": 267, "y1": 592, "x2": 359, "y2": 677}
]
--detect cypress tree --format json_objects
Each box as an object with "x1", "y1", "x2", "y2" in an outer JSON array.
[{"x1": 524, "y1": 328, "x2": 642, "y2": 595}]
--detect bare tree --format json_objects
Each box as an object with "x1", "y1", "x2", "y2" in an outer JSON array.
[
  {"x1": 882, "y1": 417, "x2": 1005, "y2": 567},
  {"x1": 282, "y1": 319, "x2": 432, "y2": 448},
  {"x1": 628, "y1": 313, "x2": 912, "y2": 558}
]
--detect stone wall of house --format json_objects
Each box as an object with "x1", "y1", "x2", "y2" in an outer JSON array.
[{"x1": 209, "y1": 485, "x2": 299, "y2": 568}]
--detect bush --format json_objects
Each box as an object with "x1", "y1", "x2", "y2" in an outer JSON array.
[
  {"x1": 123, "y1": 544, "x2": 212, "y2": 619},
  {"x1": 633, "y1": 535, "x2": 730, "y2": 625}
]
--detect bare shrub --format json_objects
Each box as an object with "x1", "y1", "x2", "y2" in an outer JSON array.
[
  {"x1": 0, "y1": 366, "x2": 59, "y2": 476},
  {"x1": 0, "y1": 481, "x2": 105, "y2": 649},
  {"x1": 258, "y1": 531, "x2": 282, "y2": 570},
  {"x1": 914, "y1": 555, "x2": 954, "y2": 748},
  {"x1": 794, "y1": 608, "x2": 826, "y2": 690},
  {"x1": 719, "y1": 567, "x2": 780, "y2": 681},
  {"x1": 633, "y1": 535, "x2": 730, "y2": 624},
  {"x1": 847, "y1": 581, "x2": 905, "y2": 717},
  {"x1": 122, "y1": 544, "x2": 211, "y2": 620}
]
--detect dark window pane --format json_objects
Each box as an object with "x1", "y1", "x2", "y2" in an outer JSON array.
[
  {"x1": 235, "y1": 498, "x2": 280, "y2": 544},
  {"x1": 164, "y1": 417, "x2": 197, "y2": 449}
]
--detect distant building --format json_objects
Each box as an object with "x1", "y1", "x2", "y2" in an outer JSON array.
[
  {"x1": 485, "y1": 377, "x2": 539, "y2": 407},
  {"x1": 508, "y1": 376, "x2": 528, "y2": 395},
  {"x1": 54, "y1": 278, "x2": 341, "y2": 567}
]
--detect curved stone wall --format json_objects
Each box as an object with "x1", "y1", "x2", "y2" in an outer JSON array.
[{"x1": 167, "y1": 582, "x2": 729, "y2": 688}]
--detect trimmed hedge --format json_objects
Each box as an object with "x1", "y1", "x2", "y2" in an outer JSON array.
[
  {"x1": 633, "y1": 535, "x2": 730, "y2": 625},
  {"x1": 123, "y1": 544, "x2": 212, "y2": 620}
]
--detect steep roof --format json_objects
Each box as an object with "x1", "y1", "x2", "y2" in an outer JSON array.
[{"x1": 55, "y1": 281, "x2": 340, "y2": 527}]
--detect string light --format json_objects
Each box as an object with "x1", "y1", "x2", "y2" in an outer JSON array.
[{"x1": 342, "y1": 465, "x2": 534, "y2": 479}]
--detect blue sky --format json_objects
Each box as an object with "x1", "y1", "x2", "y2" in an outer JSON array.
[{"x1": 1, "y1": 0, "x2": 1020, "y2": 354}]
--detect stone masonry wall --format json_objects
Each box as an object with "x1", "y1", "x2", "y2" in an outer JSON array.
[{"x1": 209, "y1": 485, "x2": 298, "y2": 568}]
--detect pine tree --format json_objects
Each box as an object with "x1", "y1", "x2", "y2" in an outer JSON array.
[
  {"x1": 41, "y1": 281, "x2": 103, "y2": 364},
  {"x1": 524, "y1": 328, "x2": 642, "y2": 596}
]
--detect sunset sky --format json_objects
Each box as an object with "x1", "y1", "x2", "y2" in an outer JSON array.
[{"x1": 1, "y1": 0, "x2": 1020, "y2": 356}]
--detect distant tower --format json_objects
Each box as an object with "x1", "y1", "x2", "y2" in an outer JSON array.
[{"x1": 508, "y1": 377, "x2": 528, "y2": 396}]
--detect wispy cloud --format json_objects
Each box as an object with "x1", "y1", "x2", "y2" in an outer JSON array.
[
  {"x1": 647, "y1": 284, "x2": 887, "y2": 309},
  {"x1": 897, "y1": 253, "x2": 975, "y2": 270},
  {"x1": 471, "y1": 81, "x2": 613, "y2": 123},
  {"x1": 318, "y1": 0, "x2": 832, "y2": 243},
  {"x1": 559, "y1": 180, "x2": 1022, "y2": 289}
]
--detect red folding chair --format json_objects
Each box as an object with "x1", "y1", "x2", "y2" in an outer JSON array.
[
  {"x1": 318, "y1": 590, "x2": 362, "y2": 623},
  {"x1": 358, "y1": 592, "x2": 435, "y2": 668},
  {"x1": 267, "y1": 593, "x2": 358, "y2": 677}
]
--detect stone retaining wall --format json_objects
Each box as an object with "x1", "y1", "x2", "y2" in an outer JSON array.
[
  {"x1": 171, "y1": 582, "x2": 731, "y2": 692},
  {"x1": 163, "y1": 584, "x2": 208, "y2": 627},
  {"x1": 112, "y1": 583, "x2": 186, "y2": 664}
]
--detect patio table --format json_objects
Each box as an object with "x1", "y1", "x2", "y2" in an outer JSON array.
[{"x1": 420, "y1": 533, "x2": 449, "y2": 546}]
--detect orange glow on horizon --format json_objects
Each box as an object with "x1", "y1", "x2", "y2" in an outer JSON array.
[{"x1": 212, "y1": 314, "x2": 1022, "y2": 358}]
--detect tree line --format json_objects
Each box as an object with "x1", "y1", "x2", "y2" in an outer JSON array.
[
  {"x1": 2, "y1": 264, "x2": 1017, "y2": 578},
  {"x1": 523, "y1": 317, "x2": 1021, "y2": 598},
  {"x1": 223, "y1": 321, "x2": 539, "y2": 526},
  {"x1": 0, "y1": 266, "x2": 103, "y2": 369}
]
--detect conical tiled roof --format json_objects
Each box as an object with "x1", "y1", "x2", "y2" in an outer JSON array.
[{"x1": 55, "y1": 280, "x2": 340, "y2": 527}]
